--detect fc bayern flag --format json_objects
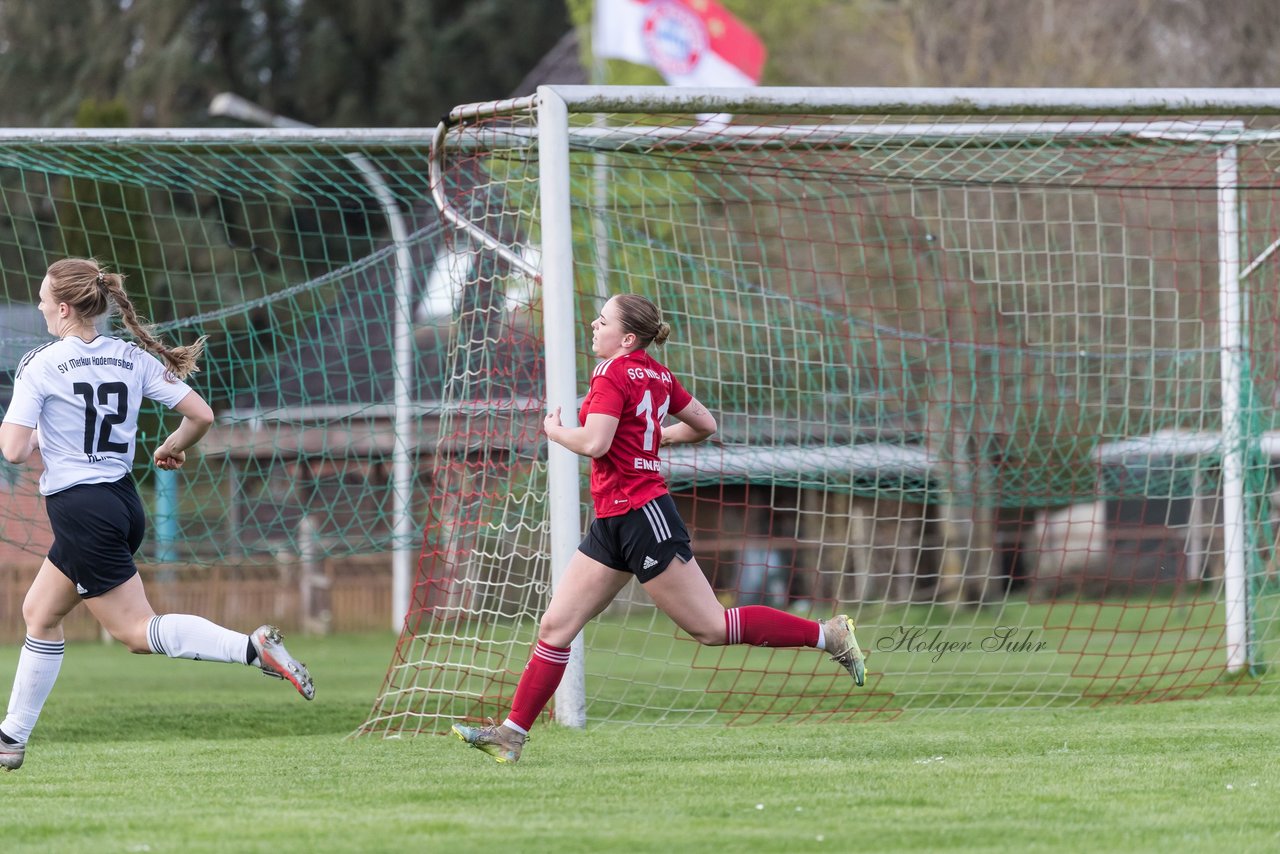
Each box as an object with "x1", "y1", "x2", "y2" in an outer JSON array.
[{"x1": 594, "y1": 0, "x2": 766, "y2": 87}]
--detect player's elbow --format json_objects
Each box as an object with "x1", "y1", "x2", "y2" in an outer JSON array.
[
  {"x1": 0, "y1": 433, "x2": 30, "y2": 464},
  {"x1": 582, "y1": 438, "x2": 612, "y2": 458},
  {"x1": 691, "y1": 414, "x2": 717, "y2": 443},
  {"x1": 577, "y1": 425, "x2": 617, "y2": 458},
  {"x1": 188, "y1": 401, "x2": 215, "y2": 428},
  {"x1": 175, "y1": 392, "x2": 215, "y2": 428}
]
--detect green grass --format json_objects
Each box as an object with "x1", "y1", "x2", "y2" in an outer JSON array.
[
  {"x1": 384, "y1": 592, "x2": 1280, "y2": 730},
  {"x1": 559, "y1": 594, "x2": 1278, "y2": 724},
  {"x1": 1, "y1": 631, "x2": 1278, "y2": 852}
]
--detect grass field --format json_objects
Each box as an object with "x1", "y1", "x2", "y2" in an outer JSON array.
[
  {"x1": 1, "y1": 630, "x2": 1278, "y2": 853},
  {"x1": 393, "y1": 592, "x2": 1280, "y2": 729}
]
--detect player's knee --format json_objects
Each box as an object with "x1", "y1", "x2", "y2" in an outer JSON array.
[
  {"x1": 536, "y1": 613, "x2": 575, "y2": 647},
  {"x1": 110, "y1": 624, "x2": 153, "y2": 654},
  {"x1": 21, "y1": 602, "x2": 61, "y2": 635},
  {"x1": 123, "y1": 639, "x2": 152, "y2": 655},
  {"x1": 687, "y1": 623, "x2": 728, "y2": 646}
]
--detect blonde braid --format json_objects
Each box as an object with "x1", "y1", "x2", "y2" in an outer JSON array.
[{"x1": 103, "y1": 275, "x2": 207, "y2": 380}]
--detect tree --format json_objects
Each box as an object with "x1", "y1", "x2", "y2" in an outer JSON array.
[{"x1": 0, "y1": 0, "x2": 572, "y2": 128}]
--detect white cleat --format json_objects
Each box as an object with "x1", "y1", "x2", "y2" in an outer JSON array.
[
  {"x1": 250, "y1": 625, "x2": 315, "y2": 700},
  {"x1": 0, "y1": 738, "x2": 25, "y2": 771}
]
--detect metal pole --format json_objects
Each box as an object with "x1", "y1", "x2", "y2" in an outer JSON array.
[
  {"x1": 153, "y1": 467, "x2": 178, "y2": 563},
  {"x1": 1217, "y1": 144, "x2": 1249, "y2": 674},
  {"x1": 543, "y1": 85, "x2": 1280, "y2": 116},
  {"x1": 538, "y1": 86, "x2": 587, "y2": 728},
  {"x1": 209, "y1": 93, "x2": 416, "y2": 632},
  {"x1": 590, "y1": 59, "x2": 611, "y2": 304}
]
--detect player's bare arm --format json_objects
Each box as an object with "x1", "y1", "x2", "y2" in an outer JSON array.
[
  {"x1": 153, "y1": 390, "x2": 214, "y2": 471},
  {"x1": 544, "y1": 407, "x2": 620, "y2": 458},
  {"x1": 0, "y1": 422, "x2": 38, "y2": 464},
  {"x1": 659, "y1": 398, "x2": 717, "y2": 447}
]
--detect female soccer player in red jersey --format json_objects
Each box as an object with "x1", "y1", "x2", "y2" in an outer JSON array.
[
  {"x1": 0, "y1": 257, "x2": 314, "y2": 772},
  {"x1": 453, "y1": 293, "x2": 867, "y2": 763}
]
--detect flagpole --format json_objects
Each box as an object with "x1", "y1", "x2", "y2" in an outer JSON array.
[{"x1": 590, "y1": 42, "x2": 611, "y2": 304}]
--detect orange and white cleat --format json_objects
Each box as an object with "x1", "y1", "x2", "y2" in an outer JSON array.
[{"x1": 250, "y1": 625, "x2": 315, "y2": 700}]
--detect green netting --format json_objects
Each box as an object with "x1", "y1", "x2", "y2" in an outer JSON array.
[
  {"x1": 0, "y1": 109, "x2": 1274, "y2": 730},
  {"x1": 0, "y1": 132, "x2": 453, "y2": 636},
  {"x1": 360, "y1": 102, "x2": 1280, "y2": 737}
]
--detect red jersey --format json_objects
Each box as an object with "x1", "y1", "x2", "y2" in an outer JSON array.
[{"x1": 579, "y1": 350, "x2": 692, "y2": 518}]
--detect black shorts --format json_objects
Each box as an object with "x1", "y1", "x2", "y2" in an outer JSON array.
[
  {"x1": 46, "y1": 476, "x2": 145, "y2": 598},
  {"x1": 578, "y1": 493, "x2": 693, "y2": 583}
]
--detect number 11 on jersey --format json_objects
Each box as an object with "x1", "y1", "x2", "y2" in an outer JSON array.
[{"x1": 635, "y1": 389, "x2": 670, "y2": 452}]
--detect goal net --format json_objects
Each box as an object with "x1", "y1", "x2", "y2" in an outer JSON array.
[
  {"x1": 0, "y1": 127, "x2": 442, "y2": 640},
  {"x1": 358, "y1": 87, "x2": 1280, "y2": 735}
]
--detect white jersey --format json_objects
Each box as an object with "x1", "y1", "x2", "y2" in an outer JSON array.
[{"x1": 3, "y1": 335, "x2": 192, "y2": 495}]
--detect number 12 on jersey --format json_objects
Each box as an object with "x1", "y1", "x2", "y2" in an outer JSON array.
[{"x1": 73, "y1": 381, "x2": 130, "y2": 454}]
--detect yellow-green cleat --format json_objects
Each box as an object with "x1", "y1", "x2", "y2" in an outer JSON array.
[
  {"x1": 452, "y1": 721, "x2": 526, "y2": 764},
  {"x1": 822, "y1": 615, "x2": 867, "y2": 686}
]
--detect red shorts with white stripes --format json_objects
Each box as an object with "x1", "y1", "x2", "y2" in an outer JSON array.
[{"x1": 577, "y1": 493, "x2": 693, "y2": 582}]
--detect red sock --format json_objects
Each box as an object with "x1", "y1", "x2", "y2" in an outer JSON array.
[
  {"x1": 507, "y1": 640, "x2": 571, "y2": 731},
  {"x1": 724, "y1": 606, "x2": 820, "y2": 648}
]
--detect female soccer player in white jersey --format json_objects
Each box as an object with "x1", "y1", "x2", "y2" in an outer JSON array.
[
  {"x1": 453, "y1": 293, "x2": 867, "y2": 764},
  {"x1": 0, "y1": 257, "x2": 313, "y2": 772}
]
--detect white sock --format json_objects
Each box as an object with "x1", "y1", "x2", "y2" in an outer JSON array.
[
  {"x1": 502, "y1": 718, "x2": 529, "y2": 736},
  {"x1": 2, "y1": 636, "x2": 65, "y2": 743},
  {"x1": 815, "y1": 624, "x2": 827, "y2": 651},
  {"x1": 147, "y1": 615, "x2": 250, "y2": 664}
]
